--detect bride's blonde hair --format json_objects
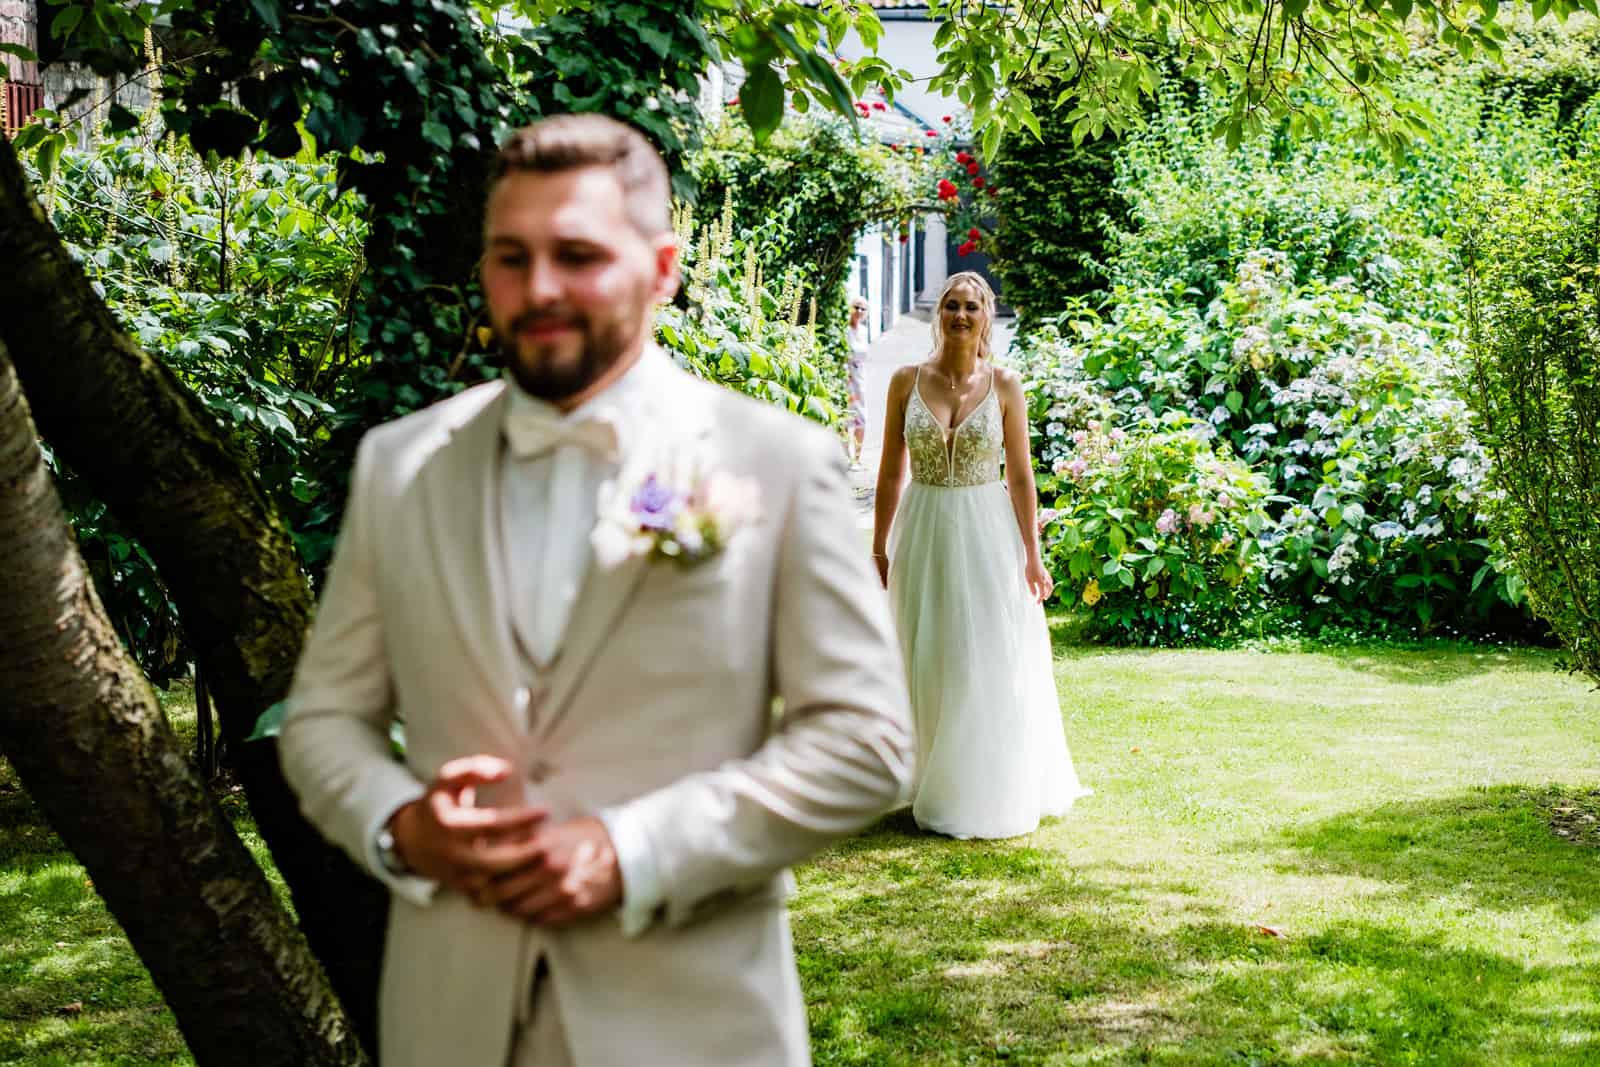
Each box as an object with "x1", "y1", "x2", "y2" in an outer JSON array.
[{"x1": 930, "y1": 271, "x2": 996, "y2": 360}]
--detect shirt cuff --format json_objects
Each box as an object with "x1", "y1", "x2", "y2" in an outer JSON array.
[
  {"x1": 365, "y1": 794, "x2": 439, "y2": 909},
  {"x1": 598, "y1": 805, "x2": 663, "y2": 938}
]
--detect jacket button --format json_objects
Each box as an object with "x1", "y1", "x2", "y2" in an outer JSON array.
[{"x1": 528, "y1": 759, "x2": 552, "y2": 784}]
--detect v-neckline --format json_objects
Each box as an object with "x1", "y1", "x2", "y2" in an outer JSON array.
[{"x1": 915, "y1": 365, "x2": 993, "y2": 444}]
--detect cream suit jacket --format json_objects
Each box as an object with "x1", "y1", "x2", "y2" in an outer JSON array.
[{"x1": 279, "y1": 357, "x2": 915, "y2": 1067}]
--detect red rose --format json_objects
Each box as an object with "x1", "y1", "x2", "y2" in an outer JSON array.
[
  {"x1": 926, "y1": 129, "x2": 938, "y2": 137},
  {"x1": 957, "y1": 240, "x2": 976, "y2": 256},
  {"x1": 968, "y1": 227, "x2": 981, "y2": 239},
  {"x1": 900, "y1": 234, "x2": 910, "y2": 243},
  {"x1": 873, "y1": 101, "x2": 887, "y2": 111},
  {"x1": 955, "y1": 151, "x2": 970, "y2": 164},
  {"x1": 889, "y1": 144, "x2": 900, "y2": 151},
  {"x1": 988, "y1": 186, "x2": 999, "y2": 198},
  {"x1": 973, "y1": 177, "x2": 987, "y2": 189},
  {"x1": 966, "y1": 162, "x2": 980, "y2": 176},
  {"x1": 936, "y1": 178, "x2": 958, "y2": 200},
  {"x1": 943, "y1": 115, "x2": 953, "y2": 123}
]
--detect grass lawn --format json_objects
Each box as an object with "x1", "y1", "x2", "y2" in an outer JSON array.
[
  {"x1": 796, "y1": 633, "x2": 1600, "y2": 1065},
  {"x1": 4, "y1": 634, "x2": 1598, "y2": 1065}
]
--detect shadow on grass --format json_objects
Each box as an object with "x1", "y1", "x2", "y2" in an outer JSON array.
[
  {"x1": 1266, "y1": 785, "x2": 1600, "y2": 923},
  {"x1": 1318, "y1": 645, "x2": 1563, "y2": 686},
  {"x1": 794, "y1": 806, "x2": 1600, "y2": 1065},
  {"x1": 0, "y1": 770, "x2": 187, "y2": 1065},
  {"x1": 1042, "y1": 611, "x2": 1570, "y2": 688}
]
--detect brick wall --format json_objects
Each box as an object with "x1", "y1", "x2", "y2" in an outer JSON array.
[
  {"x1": 0, "y1": 0, "x2": 39, "y2": 83},
  {"x1": 2, "y1": 0, "x2": 156, "y2": 147}
]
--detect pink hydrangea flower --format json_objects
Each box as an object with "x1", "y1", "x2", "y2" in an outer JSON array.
[{"x1": 1156, "y1": 508, "x2": 1179, "y2": 534}]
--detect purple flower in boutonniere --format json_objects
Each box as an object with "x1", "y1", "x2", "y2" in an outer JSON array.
[
  {"x1": 629, "y1": 474, "x2": 681, "y2": 532},
  {"x1": 593, "y1": 455, "x2": 762, "y2": 569}
]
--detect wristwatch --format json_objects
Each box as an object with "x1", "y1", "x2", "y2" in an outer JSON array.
[{"x1": 375, "y1": 825, "x2": 410, "y2": 876}]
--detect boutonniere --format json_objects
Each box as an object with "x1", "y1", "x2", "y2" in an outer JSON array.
[{"x1": 591, "y1": 451, "x2": 763, "y2": 570}]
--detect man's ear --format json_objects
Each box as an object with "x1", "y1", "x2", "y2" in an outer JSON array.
[{"x1": 652, "y1": 237, "x2": 681, "y2": 304}]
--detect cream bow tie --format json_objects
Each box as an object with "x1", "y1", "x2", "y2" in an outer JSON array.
[{"x1": 503, "y1": 410, "x2": 621, "y2": 462}]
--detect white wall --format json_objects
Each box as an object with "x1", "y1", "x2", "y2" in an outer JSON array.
[{"x1": 834, "y1": 13, "x2": 955, "y2": 130}]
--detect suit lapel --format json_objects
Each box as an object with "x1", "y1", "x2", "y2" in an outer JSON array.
[
  {"x1": 535, "y1": 361, "x2": 716, "y2": 738},
  {"x1": 417, "y1": 384, "x2": 520, "y2": 706}
]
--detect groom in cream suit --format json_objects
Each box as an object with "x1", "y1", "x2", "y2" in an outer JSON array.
[{"x1": 279, "y1": 114, "x2": 914, "y2": 1067}]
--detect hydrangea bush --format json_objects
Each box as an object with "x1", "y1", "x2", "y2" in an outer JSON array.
[
  {"x1": 1014, "y1": 251, "x2": 1527, "y2": 639},
  {"x1": 1031, "y1": 409, "x2": 1271, "y2": 643}
]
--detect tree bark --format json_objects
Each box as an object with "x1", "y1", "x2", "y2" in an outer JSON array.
[
  {"x1": 0, "y1": 338, "x2": 368, "y2": 1067},
  {"x1": 0, "y1": 132, "x2": 386, "y2": 1050}
]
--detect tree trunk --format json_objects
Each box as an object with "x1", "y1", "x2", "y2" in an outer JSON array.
[
  {"x1": 0, "y1": 133, "x2": 387, "y2": 1050},
  {"x1": 0, "y1": 339, "x2": 368, "y2": 1067}
]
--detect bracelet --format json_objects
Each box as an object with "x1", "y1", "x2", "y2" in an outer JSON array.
[{"x1": 871, "y1": 552, "x2": 888, "y2": 560}]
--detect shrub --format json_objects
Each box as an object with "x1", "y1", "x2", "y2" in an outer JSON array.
[
  {"x1": 656, "y1": 198, "x2": 843, "y2": 430},
  {"x1": 691, "y1": 114, "x2": 932, "y2": 356},
  {"x1": 1030, "y1": 407, "x2": 1272, "y2": 644},
  {"x1": 986, "y1": 77, "x2": 1126, "y2": 324},
  {"x1": 1462, "y1": 150, "x2": 1600, "y2": 684},
  {"x1": 41, "y1": 131, "x2": 366, "y2": 680},
  {"x1": 1107, "y1": 86, "x2": 1460, "y2": 324},
  {"x1": 1013, "y1": 250, "x2": 1526, "y2": 639}
]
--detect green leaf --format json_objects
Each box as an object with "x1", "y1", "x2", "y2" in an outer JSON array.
[
  {"x1": 796, "y1": 50, "x2": 857, "y2": 126},
  {"x1": 0, "y1": 42, "x2": 38, "y2": 62},
  {"x1": 107, "y1": 102, "x2": 140, "y2": 133},
  {"x1": 636, "y1": 23, "x2": 675, "y2": 58},
  {"x1": 247, "y1": 699, "x2": 289, "y2": 742},
  {"x1": 421, "y1": 120, "x2": 454, "y2": 150},
  {"x1": 11, "y1": 124, "x2": 45, "y2": 151},
  {"x1": 742, "y1": 61, "x2": 784, "y2": 143},
  {"x1": 35, "y1": 132, "x2": 64, "y2": 182},
  {"x1": 50, "y1": 5, "x2": 83, "y2": 40},
  {"x1": 247, "y1": 0, "x2": 283, "y2": 31}
]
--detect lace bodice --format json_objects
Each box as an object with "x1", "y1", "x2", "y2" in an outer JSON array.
[{"x1": 904, "y1": 367, "x2": 1003, "y2": 487}]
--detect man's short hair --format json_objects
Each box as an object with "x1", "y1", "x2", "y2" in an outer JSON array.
[{"x1": 490, "y1": 114, "x2": 672, "y2": 237}]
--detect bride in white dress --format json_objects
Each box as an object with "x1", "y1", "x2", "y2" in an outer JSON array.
[{"x1": 871, "y1": 272, "x2": 1090, "y2": 839}]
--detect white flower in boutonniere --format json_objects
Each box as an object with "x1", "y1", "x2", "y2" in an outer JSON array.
[{"x1": 592, "y1": 457, "x2": 763, "y2": 570}]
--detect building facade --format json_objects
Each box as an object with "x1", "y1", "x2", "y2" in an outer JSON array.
[{"x1": 2, "y1": 0, "x2": 153, "y2": 145}]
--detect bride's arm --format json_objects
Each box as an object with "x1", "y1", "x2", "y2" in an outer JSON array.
[
  {"x1": 998, "y1": 369, "x2": 1054, "y2": 602},
  {"x1": 871, "y1": 367, "x2": 915, "y2": 586}
]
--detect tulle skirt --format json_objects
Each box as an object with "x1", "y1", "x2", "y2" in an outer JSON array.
[{"x1": 889, "y1": 480, "x2": 1091, "y2": 838}]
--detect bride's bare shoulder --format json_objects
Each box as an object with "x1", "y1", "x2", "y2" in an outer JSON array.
[
  {"x1": 991, "y1": 364, "x2": 1021, "y2": 387},
  {"x1": 887, "y1": 364, "x2": 922, "y2": 398}
]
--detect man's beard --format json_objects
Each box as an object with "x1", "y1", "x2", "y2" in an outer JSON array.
[{"x1": 496, "y1": 304, "x2": 640, "y2": 402}]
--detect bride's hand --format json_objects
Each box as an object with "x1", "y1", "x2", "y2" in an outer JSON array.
[{"x1": 1025, "y1": 559, "x2": 1054, "y2": 603}]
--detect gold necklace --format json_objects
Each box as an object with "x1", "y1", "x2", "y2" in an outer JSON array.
[{"x1": 932, "y1": 362, "x2": 981, "y2": 391}]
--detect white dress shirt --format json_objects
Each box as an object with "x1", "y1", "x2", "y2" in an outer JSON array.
[{"x1": 498, "y1": 348, "x2": 666, "y2": 936}]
